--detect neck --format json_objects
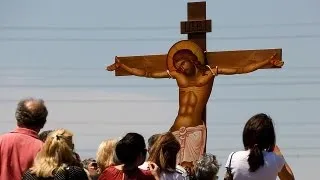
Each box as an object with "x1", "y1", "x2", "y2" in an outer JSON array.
[
  {"x1": 184, "y1": 71, "x2": 197, "y2": 79},
  {"x1": 122, "y1": 164, "x2": 138, "y2": 171},
  {"x1": 17, "y1": 125, "x2": 41, "y2": 133}
]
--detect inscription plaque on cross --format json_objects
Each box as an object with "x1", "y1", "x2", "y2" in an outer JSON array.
[{"x1": 106, "y1": 1, "x2": 284, "y2": 169}]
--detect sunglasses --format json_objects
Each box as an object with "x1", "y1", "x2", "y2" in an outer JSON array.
[{"x1": 89, "y1": 162, "x2": 98, "y2": 169}]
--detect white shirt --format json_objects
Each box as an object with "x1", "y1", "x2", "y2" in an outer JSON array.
[
  {"x1": 138, "y1": 161, "x2": 151, "y2": 171},
  {"x1": 160, "y1": 171, "x2": 186, "y2": 180},
  {"x1": 225, "y1": 150, "x2": 285, "y2": 180},
  {"x1": 139, "y1": 162, "x2": 187, "y2": 180}
]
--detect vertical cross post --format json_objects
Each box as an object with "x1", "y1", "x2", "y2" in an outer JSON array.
[
  {"x1": 180, "y1": 1, "x2": 212, "y2": 126},
  {"x1": 180, "y1": 2, "x2": 212, "y2": 152}
]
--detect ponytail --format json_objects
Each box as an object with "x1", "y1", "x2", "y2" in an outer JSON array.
[{"x1": 248, "y1": 144, "x2": 264, "y2": 172}]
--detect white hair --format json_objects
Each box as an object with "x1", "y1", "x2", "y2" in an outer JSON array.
[{"x1": 194, "y1": 153, "x2": 220, "y2": 180}]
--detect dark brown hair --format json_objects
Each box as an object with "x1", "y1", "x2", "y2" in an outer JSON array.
[
  {"x1": 38, "y1": 130, "x2": 53, "y2": 142},
  {"x1": 15, "y1": 98, "x2": 48, "y2": 129},
  {"x1": 172, "y1": 49, "x2": 207, "y2": 73},
  {"x1": 148, "y1": 132, "x2": 180, "y2": 172},
  {"x1": 243, "y1": 113, "x2": 276, "y2": 172}
]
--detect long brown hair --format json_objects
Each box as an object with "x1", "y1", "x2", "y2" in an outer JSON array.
[{"x1": 148, "y1": 132, "x2": 180, "y2": 172}]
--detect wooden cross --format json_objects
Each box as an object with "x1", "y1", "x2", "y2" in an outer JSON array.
[
  {"x1": 111, "y1": 1, "x2": 281, "y2": 123},
  {"x1": 107, "y1": 1, "x2": 282, "y2": 167}
]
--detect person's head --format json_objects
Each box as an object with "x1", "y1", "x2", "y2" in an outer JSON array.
[
  {"x1": 115, "y1": 132, "x2": 147, "y2": 167},
  {"x1": 82, "y1": 158, "x2": 97, "y2": 170},
  {"x1": 148, "y1": 132, "x2": 180, "y2": 172},
  {"x1": 194, "y1": 153, "x2": 220, "y2": 180},
  {"x1": 147, "y1": 133, "x2": 161, "y2": 151},
  {"x1": 82, "y1": 158, "x2": 99, "y2": 179},
  {"x1": 15, "y1": 98, "x2": 48, "y2": 132},
  {"x1": 173, "y1": 49, "x2": 200, "y2": 76},
  {"x1": 29, "y1": 129, "x2": 79, "y2": 177},
  {"x1": 96, "y1": 138, "x2": 120, "y2": 171},
  {"x1": 38, "y1": 130, "x2": 53, "y2": 142},
  {"x1": 243, "y1": 113, "x2": 276, "y2": 172}
]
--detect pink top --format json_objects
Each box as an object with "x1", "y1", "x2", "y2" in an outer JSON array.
[{"x1": 0, "y1": 127, "x2": 43, "y2": 180}]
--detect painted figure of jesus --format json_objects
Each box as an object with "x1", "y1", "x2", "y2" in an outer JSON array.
[{"x1": 106, "y1": 40, "x2": 283, "y2": 168}]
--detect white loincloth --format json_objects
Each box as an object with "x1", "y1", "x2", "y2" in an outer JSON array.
[{"x1": 172, "y1": 124, "x2": 207, "y2": 165}]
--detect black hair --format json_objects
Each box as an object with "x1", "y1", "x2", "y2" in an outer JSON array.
[
  {"x1": 243, "y1": 113, "x2": 276, "y2": 172},
  {"x1": 115, "y1": 132, "x2": 146, "y2": 165}
]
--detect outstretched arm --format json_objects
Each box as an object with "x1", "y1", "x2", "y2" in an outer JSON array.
[
  {"x1": 274, "y1": 145, "x2": 295, "y2": 180},
  {"x1": 215, "y1": 53, "x2": 283, "y2": 75},
  {"x1": 106, "y1": 57, "x2": 175, "y2": 78},
  {"x1": 197, "y1": 65, "x2": 217, "y2": 84}
]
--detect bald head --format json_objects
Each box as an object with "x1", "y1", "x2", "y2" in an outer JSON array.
[{"x1": 15, "y1": 98, "x2": 48, "y2": 130}]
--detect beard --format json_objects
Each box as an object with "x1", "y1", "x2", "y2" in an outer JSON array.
[{"x1": 184, "y1": 66, "x2": 196, "y2": 76}]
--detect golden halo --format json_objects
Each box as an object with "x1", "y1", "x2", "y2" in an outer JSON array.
[{"x1": 166, "y1": 40, "x2": 205, "y2": 72}]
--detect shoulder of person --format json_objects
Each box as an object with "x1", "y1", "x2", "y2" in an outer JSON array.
[
  {"x1": 229, "y1": 151, "x2": 250, "y2": 158},
  {"x1": 174, "y1": 167, "x2": 189, "y2": 179},
  {"x1": 65, "y1": 166, "x2": 88, "y2": 177},
  {"x1": 225, "y1": 151, "x2": 249, "y2": 167},
  {"x1": 22, "y1": 169, "x2": 37, "y2": 180},
  {"x1": 264, "y1": 151, "x2": 285, "y2": 160},
  {"x1": 140, "y1": 168, "x2": 153, "y2": 176},
  {"x1": 100, "y1": 165, "x2": 121, "y2": 175},
  {"x1": 34, "y1": 139, "x2": 44, "y2": 148},
  {"x1": 0, "y1": 132, "x2": 15, "y2": 140},
  {"x1": 161, "y1": 171, "x2": 187, "y2": 180},
  {"x1": 138, "y1": 161, "x2": 149, "y2": 170},
  {"x1": 66, "y1": 165, "x2": 84, "y2": 170},
  {"x1": 176, "y1": 165, "x2": 186, "y2": 174},
  {"x1": 264, "y1": 151, "x2": 285, "y2": 170}
]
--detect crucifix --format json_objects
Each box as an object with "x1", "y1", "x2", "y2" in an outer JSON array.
[{"x1": 106, "y1": 1, "x2": 283, "y2": 169}]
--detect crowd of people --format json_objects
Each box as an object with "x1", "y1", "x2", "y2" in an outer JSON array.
[{"x1": 0, "y1": 98, "x2": 295, "y2": 180}]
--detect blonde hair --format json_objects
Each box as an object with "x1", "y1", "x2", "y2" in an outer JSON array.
[
  {"x1": 30, "y1": 129, "x2": 78, "y2": 177},
  {"x1": 96, "y1": 139, "x2": 118, "y2": 171}
]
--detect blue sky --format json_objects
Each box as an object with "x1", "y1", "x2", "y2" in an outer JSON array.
[{"x1": 0, "y1": 0, "x2": 319, "y2": 178}]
